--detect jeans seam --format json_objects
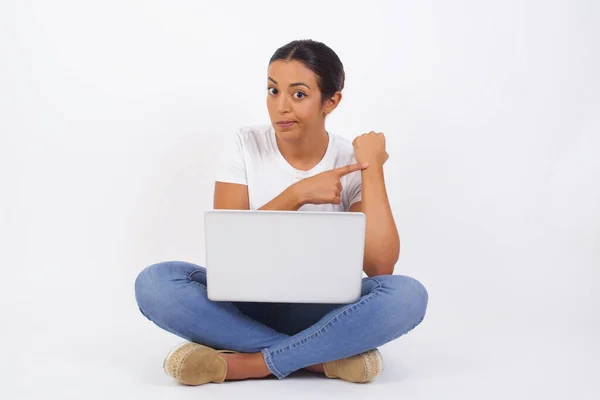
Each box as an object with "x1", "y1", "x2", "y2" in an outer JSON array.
[
  {"x1": 262, "y1": 348, "x2": 285, "y2": 379},
  {"x1": 190, "y1": 280, "x2": 206, "y2": 290},
  {"x1": 267, "y1": 278, "x2": 384, "y2": 355},
  {"x1": 371, "y1": 276, "x2": 385, "y2": 287}
]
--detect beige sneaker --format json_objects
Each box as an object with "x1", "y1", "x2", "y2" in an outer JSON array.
[
  {"x1": 163, "y1": 342, "x2": 236, "y2": 385},
  {"x1": 323, "y1": 349, "x2": 384, "y2": 383}
]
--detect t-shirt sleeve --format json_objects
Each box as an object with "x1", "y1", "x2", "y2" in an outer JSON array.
[
  {"x1": 344, "y1": 157, "x2": 363, "y2": 210},
  {"x1": 214, "y1": 131, "x2": 247, "y2": 185}
]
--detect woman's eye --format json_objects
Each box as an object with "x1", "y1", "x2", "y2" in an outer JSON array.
[
  {"x1": 294, "y1": 92, "x2": 306, "y2": 99},
  {"x1": 268, "y1": 87, "x2": 277, "y2": 95}
]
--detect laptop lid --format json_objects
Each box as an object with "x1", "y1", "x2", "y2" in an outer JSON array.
[{"x1": 204, "y1": 210, "x2": 366, "y2": 304}]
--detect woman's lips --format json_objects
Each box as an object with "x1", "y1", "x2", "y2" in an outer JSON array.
[{"x1": 276, "y1": 121, "x2": 296, "y2": 129}]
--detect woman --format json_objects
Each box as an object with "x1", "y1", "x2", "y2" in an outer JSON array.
[{"x1": 134, "y1": 39, "x2": 428, "y2": 385}]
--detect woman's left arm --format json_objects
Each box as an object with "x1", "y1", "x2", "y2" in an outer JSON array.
[{"x1": 349, "y1": 132, "x2": 400, "y2": 277}]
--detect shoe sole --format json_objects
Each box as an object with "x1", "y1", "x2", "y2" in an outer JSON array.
[
  {"x1": 362, "y1": 349, "x2": 384, "y2": 382},
  {"x1": 163, "y1": 341, "x2": 189, "y2": 376},
  {"x1": 163, "y1": 341, "x2": 208, "y2": 383},
  {"x1": 163, "y1": 341, "x2": 231, "y2": 385}
]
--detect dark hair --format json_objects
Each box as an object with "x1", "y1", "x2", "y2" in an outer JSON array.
[{"x1": 269, "y1": 39, "x2": 345, "y2": 103}]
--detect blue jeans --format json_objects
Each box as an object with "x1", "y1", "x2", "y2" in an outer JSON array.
[{"x1": 134, "y1": 261, "x2": 428, "y2": 379}]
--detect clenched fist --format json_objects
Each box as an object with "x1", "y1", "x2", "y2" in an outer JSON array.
[{"x1": 352, "y1": 131, "x2": 389, "y2": 167}]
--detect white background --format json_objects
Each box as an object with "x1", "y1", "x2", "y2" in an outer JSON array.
[{"x1": 1, "y1": 0, "x2": 599, "y2": 399}]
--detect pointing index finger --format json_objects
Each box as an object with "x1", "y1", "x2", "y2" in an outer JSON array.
[{"x1": 333, "y1": 162, "x2": 369, "y2": 177}]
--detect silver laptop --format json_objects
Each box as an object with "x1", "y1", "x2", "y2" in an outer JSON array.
[{"x1": 204, "y1": 209, "x2": 366, "y2": 304}]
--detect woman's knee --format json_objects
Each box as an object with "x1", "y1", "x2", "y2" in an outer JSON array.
[
  {"x1": 134, "y1": 261, "x2": 203, "y2": 317},
  {"x1": 375, "y1": 274, "x2": 429, "y2": 330}
]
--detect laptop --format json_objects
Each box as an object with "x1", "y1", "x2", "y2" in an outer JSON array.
[{"x1": 204, "y1": 209, "x2": 366, "y2": 304}]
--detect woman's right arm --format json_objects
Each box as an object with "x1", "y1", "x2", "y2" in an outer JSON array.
[
  {"x1": 213, "y1": 182, "x2": 250, "y2": 210},
  {"x1": 214, "y1": 163, "x2": 366, "y2": 211},
  {"x1": 213, "y1": 182, "x2": 303, "y2": 211}
]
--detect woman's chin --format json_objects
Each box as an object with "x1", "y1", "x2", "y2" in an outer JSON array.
[{"x1": 274, "y1": 126, "x2": 303, "y2": 141}]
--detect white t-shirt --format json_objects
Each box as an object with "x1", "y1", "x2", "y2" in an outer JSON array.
[{"x1": 215, "y1": 124, "x2": 362, "y2": 212}]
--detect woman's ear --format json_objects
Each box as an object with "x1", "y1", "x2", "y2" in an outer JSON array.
[{"x1": 323, "y1": 92, "x2": 342, "y2": 116}]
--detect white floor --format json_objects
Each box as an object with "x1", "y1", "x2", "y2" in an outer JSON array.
[{"x1": 2, "y1": 279, "x2": 599, "y2": 399}]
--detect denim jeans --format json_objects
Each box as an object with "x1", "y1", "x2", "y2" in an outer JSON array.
[{"x1": 134, "y1": 261, "x2": 428, "y2": 379}]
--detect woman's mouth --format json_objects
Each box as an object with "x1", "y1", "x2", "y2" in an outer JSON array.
[{"x1": 276, "y1": 121, "x2": 296, "y2": 129}]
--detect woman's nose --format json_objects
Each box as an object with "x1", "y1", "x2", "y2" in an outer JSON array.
[{"x1": 277, "y1": 94, "x2": 291, "y2": 114}]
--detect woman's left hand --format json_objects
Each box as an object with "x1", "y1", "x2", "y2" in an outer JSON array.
[{"x1": 352, "y1": 131, "x2": 389, "y2": 167}]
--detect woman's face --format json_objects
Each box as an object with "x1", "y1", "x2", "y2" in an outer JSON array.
[{"x1": 266, "y1": 60, "x2": 337, "y2": 141}]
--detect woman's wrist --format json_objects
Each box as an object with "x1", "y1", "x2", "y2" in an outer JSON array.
[
  {"x1": 287, "y1": 182, "x2": 307, "y2": 209},
  {"x1": 362, "y1": 163, "x2": 385, "y2": 180}
]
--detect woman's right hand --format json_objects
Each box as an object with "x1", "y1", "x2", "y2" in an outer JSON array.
[{"x1": 291, "y1": 163, "x2": 369, "y2": 205}]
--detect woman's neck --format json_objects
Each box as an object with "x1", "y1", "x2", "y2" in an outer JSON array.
[{"x1": 275, "y1": 127, "x2": 329, "y2": 171}]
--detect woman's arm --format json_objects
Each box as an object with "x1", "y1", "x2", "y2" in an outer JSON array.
[
  {"x1": 215, "y1": 164, "x2": 368, "y2": 211},
  {"x1": 258, "y1": 188, "x2": 304, "y2": 211},
  {"x1": 349, "y1": 166, "x2": 399, "y2": 277},
  {"x1": 350, "y1": 132, "x2": 400, "y2": 277},
  {"x1": 213, "y1": 182, "x2": 250, "y2": 209}
]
